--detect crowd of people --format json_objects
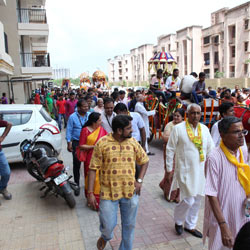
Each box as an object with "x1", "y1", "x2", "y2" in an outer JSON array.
[{"x1": 1, "y1": 72, "x2": 250, "y2": 250}]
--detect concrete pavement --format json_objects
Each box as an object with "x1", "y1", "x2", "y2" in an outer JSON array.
[{"x1": 1, "y1": 130, "x2": 208, "y2": 250}]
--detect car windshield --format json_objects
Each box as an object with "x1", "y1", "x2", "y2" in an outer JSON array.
[{"x1": 39, "y1": 107, "x2": 52, "y2": 122}]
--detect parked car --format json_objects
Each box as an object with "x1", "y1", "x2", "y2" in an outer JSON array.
[{"x1": 0, "y1": 104, "x2": 62, "y2": 163}]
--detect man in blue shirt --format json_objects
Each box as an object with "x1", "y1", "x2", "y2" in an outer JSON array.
[{"x1": 66, "y1": 99, "x2": 90, "y2": 195}]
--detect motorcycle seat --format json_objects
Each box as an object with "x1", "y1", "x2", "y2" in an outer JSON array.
[{"x1": 39, "y1": 156, "x2": 58, "y2": 174}]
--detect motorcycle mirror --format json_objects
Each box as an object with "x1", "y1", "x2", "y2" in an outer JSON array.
[{"x1": 39, "y1": 124, "x2": 60, "y2": 135}]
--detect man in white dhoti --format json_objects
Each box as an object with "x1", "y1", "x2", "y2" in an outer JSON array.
[
  {"x1": 204, "y1": 116, "x2": 250, "y2": 250},
  {"x1": 135, "y1": 94, "x2": 155, "y2": 155},
  {"x1": 166, "y1": 103, "x2": 214, "y2": 238}
]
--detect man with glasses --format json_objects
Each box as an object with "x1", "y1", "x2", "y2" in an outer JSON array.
[
  {"x1": 166, "y1": 103, "x2": 214, "y2": 238},
  {"x1": 203, "y1": 116, "x2": 250, "y2": 250}
]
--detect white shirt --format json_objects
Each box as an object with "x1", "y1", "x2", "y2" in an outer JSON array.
[
  {"x1": 165, "y1": 76, "x2": 181, "y2": 91},
  {"x1": 130, "y1": 112, "x2": 145, "y2": 142},
  {"x1": 211, "y1": 119, "x2": 248, "y2": 148},
  {"x1": 179, "y1": 75, "x2": 197, "y2": 94},
  {"x1": 135, "y1": 102, "x2": 155, "y2": 138},
  {"x1": 101, "y1": 111, "x2": 116, "y2": 133},
  {"x1": 166, "y1": 121, "x2": 214, "y2": 200}
]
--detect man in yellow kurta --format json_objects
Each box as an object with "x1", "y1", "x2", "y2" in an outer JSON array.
[
  {"x1": 87, "y1": 115, "x2": 149, "y2": 250},
  {"x1": 166, "y1": 103, "x2": 214, "y2": 238}
]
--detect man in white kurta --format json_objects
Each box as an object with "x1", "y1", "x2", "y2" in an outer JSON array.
[
  {"x1": 166, "y1": 104, "x2": 214, "y2": 237},
  {"x1": 135, "y1": 94, "x2": 155, "y2": 154}
]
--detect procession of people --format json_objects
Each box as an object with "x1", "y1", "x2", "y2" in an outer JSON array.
[{"x1": 1, "y1": 70, "x2": 250, "y2": 250}]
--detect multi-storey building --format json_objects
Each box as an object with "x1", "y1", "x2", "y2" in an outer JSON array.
[
  {"x1": 130, "y1": 44, "x2": 154, "y2": 84},
  {"x1": 107, "y1": 54, "x2": 132, "y2": 83},
  {"x1": 108, "y1": 2, "x2": 250, "y2": 84},
  {"x1": 175, "y1": 26, "x2": 203, "y2": 77},
  {"x1": 53, "y1": 68, "x2": 70, "y2": 80},
  {"x1": 0, "y1": 0, "x2": 52, "y2": 103},
  {"x1": 156, "y1": 33, "x2": 177, "y2": 59}
]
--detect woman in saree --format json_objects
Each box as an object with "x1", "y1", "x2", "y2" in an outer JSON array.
[
  {"x1": 45, "y1": 93, "x2": 53, "y2": 114},
  {"x1": 159, "y1": 108, "x2": 185, "y2": 203},
  {"x1": 77, "y1": 112, "x2": 107, "y2": 209}
]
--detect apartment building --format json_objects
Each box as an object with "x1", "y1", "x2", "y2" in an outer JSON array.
[
  {"x1": 176, "y1": 26, "x2": 203, "y2": 77},
  {"x1": 0, "y1": 1, "x2": 14, "y2": 97},
  {"x1": 108, "y1": 2, "x2": 250, "y2": 83},
  {"x1": 53, "y1": 68, "x2": 70, "y2": 80},
  {"x1": 0, "y1": 0, "x2": 52, "y2": 104},
  {"x1": 156, "y1": 34, "x2": 177, "y2": 59},
  {"x1": 130, "y1": 44, "x2": 154, "y2": 83},
  {"x1": 107, "y1": 54, "x2": 132, "y2": 83}
]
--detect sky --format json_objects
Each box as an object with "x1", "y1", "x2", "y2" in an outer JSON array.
[{"x1": 46, "y1": 0, "x2": 248, "y2": 78}]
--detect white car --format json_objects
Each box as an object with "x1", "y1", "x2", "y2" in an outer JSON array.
[{"x1": 0, "y1": 104, "x2": 62, "y2": 163}]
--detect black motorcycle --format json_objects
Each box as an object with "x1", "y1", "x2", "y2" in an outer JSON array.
[{"x1": 20, "y1": 124, "x2": 79, "y2": 208}]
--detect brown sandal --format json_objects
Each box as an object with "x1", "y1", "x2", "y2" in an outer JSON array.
[{"x1": 97, "y1": 237, "x2": 107, "y2": 250}]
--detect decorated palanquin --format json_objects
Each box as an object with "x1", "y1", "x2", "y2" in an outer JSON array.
[
  {"x1": 61, "y1": 78, "x2": 71, "y2": 89},
  {"x1": 144, "y1": 93, "x2": 183, "y2": 140},
  {"x1": 79, "y1": 72, "x2": 91, "y2": 91},
  {"x1": 92, "y1": 70, "x2": 108, "y2": 89},
  {"x1": 148, "y1": 51, "x2": 177, "y2": 75}
]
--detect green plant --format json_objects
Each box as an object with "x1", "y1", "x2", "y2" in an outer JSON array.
[{"x1": 214, "y1": 71, "x2": 224, "y2": 78}]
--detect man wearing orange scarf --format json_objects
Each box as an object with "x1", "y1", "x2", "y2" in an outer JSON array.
[{"x1": 204, "y1": 116, "x2": 250, "y2": 250}]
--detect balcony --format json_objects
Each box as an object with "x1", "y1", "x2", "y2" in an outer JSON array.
[
  {"x1": 20, "y1": 53, "x2": 52, "y2": 78},
  {"x1": 0, "y1": 22, "x2": 14, "y2": 75},
  {"x1": 18, "y1": 8, "x2": 47, "y2": 23},
  {"x1": 17, "y1": 8, "x2": 49, "y2": 37}
]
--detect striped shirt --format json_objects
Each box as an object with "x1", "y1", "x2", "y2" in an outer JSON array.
[{"x1": 203, "y1": 146, "x2": 250, "y2": 250}]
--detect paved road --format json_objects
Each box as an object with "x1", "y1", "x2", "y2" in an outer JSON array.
[{"x1": 3, "y1": 129, "x2": 208, "y2": 250}]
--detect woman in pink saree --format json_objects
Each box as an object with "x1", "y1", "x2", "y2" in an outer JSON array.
[{"x1": 77, "y1": 112, "x2": 107, "y2": 209}]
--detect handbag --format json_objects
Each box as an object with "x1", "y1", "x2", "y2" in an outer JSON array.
[{"x1": 75, "y1": 146, "x2": 87, "y2": 162}]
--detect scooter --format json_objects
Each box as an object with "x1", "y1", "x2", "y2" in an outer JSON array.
[{"x1": 20, "y1": 124, "x2": 79, "y2": 208}]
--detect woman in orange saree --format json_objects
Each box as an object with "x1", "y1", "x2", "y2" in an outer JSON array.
[{"x1": 77, "y1": 112, "x2": 107, "y2": 209}]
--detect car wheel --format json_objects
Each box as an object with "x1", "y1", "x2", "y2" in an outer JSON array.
[{"x1": 34, "y1": 143, "x2": 55, "y2": 157}]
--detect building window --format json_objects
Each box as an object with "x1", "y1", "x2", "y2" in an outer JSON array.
[
  {"x1": 118, "y1": 61, "x2": 122, "y2": 67},
  {"x1": 232, "y1": 46, "x2": 235, "y2": 57},
  {"x1": 204, "y1": 69, "x2": 210, "y2": 78},
  {"x1": 230, "y1": 66, "x2": 235, "y2": 77},
  {"x1": 204, "y1": 36, "x2": 210, "y2": 45},
  {"x1": 125, "y1": 60, "x2": 128, "y2": 64},
  {"x1": 204, "y1": 52, "x2": 210, "y2": 65},
  {"x1": 177, "y1": 56, "x2": 179, "y2": 64},
  {"x1": 245, "y1": 19, "x2": 249, "y2": 30},
  {"x1": 119, "y1": 77, "x2": 122, "y2": 81},
  {"x1": 232, "y1": 26, "x2": 236, "y2": 38},
  {"x1": 244, "y1": 64, "x2": 248, "y2": 75},
  {"x1": 126, "y1": 68, "x2": 128, "y2": 72},
  {"x1": 4, "y1": 32, "x2": 8, "y2": 54},
  {"x1": 176, "y1": 42, "x2": 179, "y2": 49},
  {"x1": 119, "y1": 69, "x2": 122, "y2": 75},
  {"x1": 214, "y1": 52, "x2": 219, "y2": 64},
  {"x1": 126, "y1": 76, "x2": 128, "y2": 80},
  {"x1": 245, "y1": 42, "x2": 248, "y2": 52},
  {"x1": 213, "y1": 36, "x2": 219, "y2": 44},
  {"x1": 168, "y1": 44, "x2": 171, "y2": 51}
]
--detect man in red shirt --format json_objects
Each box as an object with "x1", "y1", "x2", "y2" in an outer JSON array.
[
  {"x1": 65, "y1": 92, "x2": 78, "y2": 122},
  {"x1": 0, "y1": 120, "x2": 12, "y2": 205},
  {"x1": 56, "y1": 93, "x2": 67, "y2": 131}
]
